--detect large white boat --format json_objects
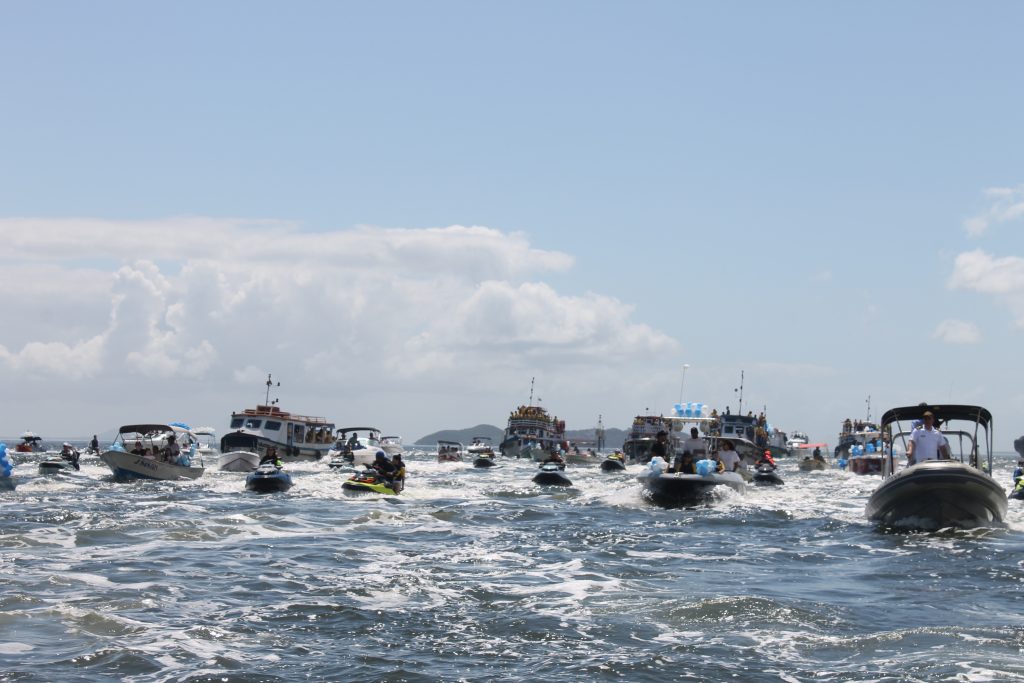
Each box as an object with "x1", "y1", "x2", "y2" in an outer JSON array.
[
  {"x1": 328, "y1": 427, "x2": 384, "y2": 468},
  {"x1": 100, "y1": 424, "x2": 205, "y2": 481},
  {"x1": 865, "y1": 404, "x2": 1007, "y2": 530},
  {"x1": 220, "y1": 405, "x2": 335, "y2": 462},
  {"x1": 380, "y1": 436, "x2": 403, "y2": 456},
  {"x1": 786, "y1": 431, "x2": 809, "y2": 455}
]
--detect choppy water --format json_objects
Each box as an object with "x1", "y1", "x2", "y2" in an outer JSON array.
[{"x1": 2, "y1": 449, "x2": 1023, "y2": 682}]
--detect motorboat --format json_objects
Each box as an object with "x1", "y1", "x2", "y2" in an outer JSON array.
[
  {"x1": 500, "y1": 381, "x2": 567, "y2": 461},
  {"x1": 637, "y1": 457, "x2": 745, "y2": 508},
  {"x1": 15, "y1": 432, "x2": 44, "y2": 453},
  {"x1": 798, "y1": 457, "x2": 827, "y2": 472},
  {"x1": 532, "y1": 461, "x2": 572, "y2": 486},
  {"x1": 785, "y1": 431, "x2": 809, "y2": 455},
  {"x1": 380, "y1": 436, "x2": 404, "y2": 456},
  {"x1": 39, "y1": 444, "x2": 81, "y2": 475},
  {"x1": 100, "y1": 424, "x2": 205, "y2": 481},
  {"x1": 437, "y1": 440, "x2": 465, "y2": 463},
  {"x1": 328, "y1": 427, "x2": 384, "y2": 468},
  {"x1": 600, "y1": 452, "x2": 627, "y2": 472},
  {"x1": 467, "y1": 436, "x2": 496, "y2": 457},
  {"x1": 245, "y1": 463, "x2": 293, "y2": 493},
  {"x1": 221, "y1": 376, "x2": 335, "y2": 461},
  {"x1": 564, "y1": 448, "x2": 602, "y2": 466},
  {"x1": 752, "y1": 463, "x2": 784, "y2": 485},
  {"x1": 342, "y1": 467, "x2": 400, "y2": 495},
  {"x1": 219, "y1": 447, "x2": 260, "y2": 472},
  {"x1": 192, "y1": 427, "x2": 220, "y2": 462},
  {"x1": 865, "y1": 404, "x2": 1007, "y2": 530}
]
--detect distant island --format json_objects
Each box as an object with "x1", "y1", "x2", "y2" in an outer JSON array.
[{"x1": 413, "y1": 424, "x2": 627, "y2": 448}]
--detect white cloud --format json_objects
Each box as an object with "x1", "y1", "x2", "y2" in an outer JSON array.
[
  {"x1": 0, "y1": 218, "x2": 673, "y2": 398},
  {"x1": 963, "y1": 185, "x2": 1024, "y2": 236},
  {"x1": 932, "y1": 319, "x2": 982, "y2": 345}
]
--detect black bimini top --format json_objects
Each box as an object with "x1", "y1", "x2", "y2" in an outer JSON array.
[{"x1": 880, "y1": 405, "x2": 992, "y2": 430}]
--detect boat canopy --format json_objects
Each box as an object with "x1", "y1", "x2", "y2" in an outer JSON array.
[
  {"x1": 337, "y1": 427, "x2": 381, "y2": 435},
  {"x1": 118, "y1": 424, "x2": 178, "y2": 435},
  {"x1": 880, "y1": 404, "x2": 992, "y2": 430}
]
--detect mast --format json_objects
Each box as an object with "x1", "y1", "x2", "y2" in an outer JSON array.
[
  {"x1": 596, "y1": 414, "x2": 605, "y2": 451},
  {"x1": 265, "y1": 373, "x2": 280, "y2": 406},
  {"x1": 529, "y1": 377, "x2": 535, "y2": 406},
  {"x1": 865, "y1": 395, "x2": 871, "y2": 423},
  {"x1": 735, "y1": 370, "x2": 745, "y2": 415}
]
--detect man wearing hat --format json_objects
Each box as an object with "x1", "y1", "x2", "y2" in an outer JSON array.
[{"x1": 907, "y1": 410, "x2": 949, "y2": 466}]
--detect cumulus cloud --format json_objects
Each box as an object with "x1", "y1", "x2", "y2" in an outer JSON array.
[
  {"x1": 948, "y1": 249, "x2": 1024, "y2": 327},
  {"x1": 963, "y1": 185, "x2": 1024, "y2": 236},
  {"x1": 0, "y1": 218, "x2": 674, "y2": 392},
  {"x1": 932, "y1": 319, "x2": 982, "y2": 345}
]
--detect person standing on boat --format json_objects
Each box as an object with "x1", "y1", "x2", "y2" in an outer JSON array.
[
  {"x1": 89, "y1": 435, "x2": 99, "y2": 453},
  {"x1": 163, "y1": 435, "x2": 180, "y2": 463},
  {"x1": 716, "y1": 440, "x2": 742, "y2": 472},
  {"x1": 675, "y1": 428, "x2": 704, "y2": 471},
  {"x1": 651, "y1": 430, "x2": 670, "y2": 465},
  {"x1": 906, "y1": 411, "x2": 948, "y2": 465}
]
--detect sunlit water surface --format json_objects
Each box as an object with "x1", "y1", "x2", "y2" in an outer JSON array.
[{"x1": 2, "y1": 450, "x2": 1023, "y2": 682}]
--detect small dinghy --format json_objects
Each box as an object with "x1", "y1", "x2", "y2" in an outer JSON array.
[
  {"x1": 245, "y1": 463, "x2": 293, "y2": 493},
  {"x1": 752, "y1": 463, "x2": 784, "y2": 485},
  {"x1": 533, "y1": 461, "x2": 572, "y2": 486}
]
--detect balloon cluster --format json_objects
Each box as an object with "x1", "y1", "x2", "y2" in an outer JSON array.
[
  {"x1": 0, "y1": 443, "x2": 13, "y2": 477},
  {"x1": 673, "y1": 402, "x2": 708, "y2": 418}
]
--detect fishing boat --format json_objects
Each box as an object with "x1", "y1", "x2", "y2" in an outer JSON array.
[
  {"x1": 865, "y1": 404, "x2": 1007, "y2": 530},
  {"x1": 437, "y1": 440, "x2": 465, "y2": 463},
  {"x1": 100, "y1": 424, "x2": 205, "y2": 481},
  {"x1": 220, "y1": 375, "x2": 335, "y2": 462},
  {"x1": 637, "y1": 456, "x2": 745, "y2": 508},
  {"x1": 499, "y1": 379, "x2": 566, "y2": 461},
  {"x1": 245, "y1": 463, "x2": 293, "y2": 493},
  {"x1": 328, "y1": 428, "x2": 384, "y2": 468}
]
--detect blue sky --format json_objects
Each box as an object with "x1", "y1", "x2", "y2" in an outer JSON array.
[{"x1": 2, "y1": 2, "x2": 1023, "y2": 448}]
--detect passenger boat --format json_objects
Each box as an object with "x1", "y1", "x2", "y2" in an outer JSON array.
[
  {"x1": 328, "y1": 428, "x2": 384, "y2": 468},
  {"x1": 836, "y1": 418, "x2": 885, "y2": 475},
  {"x1": 220, "y1": 405, "x2": 335, "y2": 462},
  {"x1": 100, "y1": 424, "x2": 205, "y2": 481},
  {"x1": 865, "y1": 404, "x2": 1007, "y2": 530},
  {"x1": 622, "y1": 413, "x2": 675, "y2": 464},
  {"x1": 499, "y1": 379, "x2": 566, "y2": 461}
]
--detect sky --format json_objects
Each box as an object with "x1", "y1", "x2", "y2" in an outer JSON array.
[{"x1": 2, "y1": 1, "x2": 1023, "y2": 448}]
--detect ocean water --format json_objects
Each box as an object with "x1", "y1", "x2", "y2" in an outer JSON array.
[{"x1": 1, "y1": 448, "x2": 1023, "y2": 683}]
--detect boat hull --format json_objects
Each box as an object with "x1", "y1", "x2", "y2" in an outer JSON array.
[
  {"x1": 473, "y1": 457, "x2": 498, "y2": 468},
  {"x1": 219, "y1": 451, "x2": 260, "y2": 472},
  {"x1": 600, "y1": 458, "x2": 626, "y2": 472},
  {"x1": 39, "y1": 460, "x2": 78, "y2": 475},
  {"x1": 342, "y1": 479, "x2": 398, "y2": 495},
  {"x1": 533, "y1": 469, "x2": 572, "y2": 486},
  {"x1": 100, "y1": 450, "x2": 204, "y2": 481},
  {"x1": 848, "y1": 456, "x2": 883, "y2": 475},
  {"x1": 752, "y1": 467, "x2": 784, "y2": 485},
  {"x1": 638, "y1": 472, "x2": 745, "y2": 508},
  {"x1": 865, "y1": 461, "x2": 1007, "y2": 530},
  {"x1": 245, "y1": 467, "x2": 293, "y2": 493},
  {"x1": 798, "y1": 459, "x2": 827, "y2": 472}
]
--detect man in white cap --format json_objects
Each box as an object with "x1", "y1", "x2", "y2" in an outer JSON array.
[{"x1": 906, "y1": 410, "x2": 949, "y2": 466}]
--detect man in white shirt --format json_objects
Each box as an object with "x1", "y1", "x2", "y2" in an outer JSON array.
[
  {"x1": 682, "y1": 428, "x2": 705, "y2": 457},
  {"x1": 907, "y1": 411, "x2": 949, "y2": 465},
  {"x1": 716, "y1": 439, "x2": 742, "y2": 472}
]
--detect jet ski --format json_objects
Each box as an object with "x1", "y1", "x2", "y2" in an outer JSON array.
[
  {"x1": 600, "y1": 453, "x2": 627, "y2": 472},
  {"x1": 473, "y1": 453, "x2": 498, "y2": 468},
  {"x1": 245, "y1": 463, "x2": 294, "y2": 493},
  {"x1": 342, "y1": 467, "x2": 400, "y2": 495},
  {"x1": 1009, "y1": 478, "x2": 1024, "y2": 501},
  {"x1": 752, "y1": 463, "x2": 784, "y2": 485},
  {"x1": 39, "y1": 444, "x2": 81, "y2": 475},
  {"x1": 532, "y1": 461, "x2": 572, "y2": 486}
]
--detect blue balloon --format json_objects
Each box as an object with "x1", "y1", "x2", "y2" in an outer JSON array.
[{"x1": 866, "y1": 443, "x2": 876, "y2": 453}]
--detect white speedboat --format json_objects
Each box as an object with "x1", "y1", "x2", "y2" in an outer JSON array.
[
  {"x1": 467, "y1": 436, "x2": 495, "y2": 456},
  {"x1": 380, "y1": 436, "x2": 403, "y2": 456},
  {"x1": 328, "y1": 427, "x2": 384, "y2": 468},
  {"x1": 865, "y1": 404, "x2": 1007, "y2": 530},
  {"x1": 219, "y1": 449, "x2": 261, "y2": 472},
  {"x1": 100, "y1": 424, "x2": 205, "y2": 481},
  {"x1": 437, "y1": 440, "x2": 465, "y2": 463}
]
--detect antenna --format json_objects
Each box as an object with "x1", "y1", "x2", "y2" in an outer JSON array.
[
  {"x1": 734, "y1": 370, "x2": 745, "y2": 414},
  {"x1": 265, "y1": 373, "x2": 280, "y2": 406},
  {"x1": 529, "y1": 377, "x2": 535, "y2": 406},
  {"x1": 865, "y1": 395, "x2": 871, "y2": 423}
]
